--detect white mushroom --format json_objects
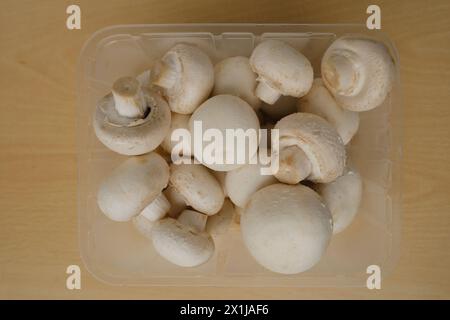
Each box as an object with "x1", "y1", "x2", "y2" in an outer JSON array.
[
  {"x1": 132, "y1": 189, "x2": 172, "y2": 238},
  {"x1": 316, "y1": 165, "x2": 363, "y2": 234},
  {"x1": 163, "y1": 185, "x2": 187, "y2": 219},
  {"x1": 152, "y1": 43, "x2": 214, "y2": 114},
  {"x1": 97, "y1": 152, "x2": 169, "y2": 222},
  {"x1": 139, "y1": 192, "x2": 170, "y2": 222},
  {"x1": 152, "y1": 209, "x2": 214, "y2": 267},
  {"x1": 298, "y1": 78, "x2": 359, "y2": 145},
  {"x1": 94, "y1": 76, "x2": 171, "y2": 155},
  {"x1": 241, "y1": 184, "x2": 333, "y2": 274},
  {"x1": 250, "y1": 40, "x2": 313, "y2": 104},
  {"x1": 213, "y1": 56, "x2": 261, "y2": 110},
  {"x1": 321, "y1": 36, "x2": 395, "y2": 112},
  {"x1": 225, "y1": 150, "x2": 277, "y2": 208},
  {"x1": 189, "y1": 94, "x2": 260, "y2": 172},
  {"x1": 169, "y1": 163, "x2": 225, "y2": 215},
  {"x1": 160, "y1": 112, "x2": 192, "y2": 156},
  {"x1": 273, "y1": 113, "x2": 346, "y2": 184}
]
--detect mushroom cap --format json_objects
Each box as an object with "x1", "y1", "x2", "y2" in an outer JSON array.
[
  {"x1": 189, "y1": 94, "x2": 260, "y2": 172},
  {"x1": 298, "y1": 78, "x2": 360, "y2": 145},
  {"x1": 241, "y1": 184, "x2": 333, "y2": 274},
  {"x1": 321, "y1": 36, "x2": 395, "y2": 112},
  {"x1": 153, "y1": 43, "x2": 214, "y2": 114},
  {"x1": 94, "y1": 90, "x2": 171, "y2": 155},
  {"x1": 316, "y1": 165, "x2": 363, "y2": 234},
  {"x1": 152, "y1": 217, "x2": 214, "y2": 267},
  {"x1": 161, "y1": 112, "x2": 192, "y2": 155},
  {"x1": 225, "y1": 154, "x2": 277, "y2": 208},
  {"x1": 169, "y1": 163, "x2": 225, "y2": 215},
  {"x1": 275, "y1": 112, "x2": 346, "y2": 183},
  {"x1": 250, "y1": 39, "x2": 314, "y2": 97},
  {"x1": 97, "y1": 152, "x2": 170, "y2": 222},
  {"x1": 213, "y1": 56, "x2": 261, "y2": 109}
]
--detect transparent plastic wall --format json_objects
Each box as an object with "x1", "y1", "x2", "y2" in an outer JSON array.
[{"x1": 77, "y1": 24, "x2": 401, "y2": 286}]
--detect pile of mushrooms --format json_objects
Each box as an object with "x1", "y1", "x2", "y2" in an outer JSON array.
[{"x1": 93, "y1": 36, "x2": 395, "y2": 274}]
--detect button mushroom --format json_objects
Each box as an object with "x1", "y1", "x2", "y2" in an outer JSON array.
[
  {"x1": 160, "y1": 112, "x2": 192, "y2": 156},
  {"x1": 97, "y1": 152, "x2": 169, "y2": 222},
  {"x1": 298, "y1": 78, "x2": 359, "y2": 145},
  {"x1": 225, "y1": 150, "x2": 277, "y2": 208},
  {"x1": 139, "y1": 192, "x2": 170, "y2": 221},
  {"x1": 241, "y1": 184, "x2": 333, "y2": 274},
  {"x1": 94, "y1": 76, "x2": 171, "y2": 155},
  {"x1": 321, "y1": 36, "x2": 395, "y2": 112},
  {"x1": 249, "y1": 39, "x2": 313, "y2": 104},
  {"x1": 273, "y1": 112, "x2": 346, "y2": 184},
  {"x1": 189, "y1": 94, "x2": 260, "y2": 172},
  {"x1": 151, "y1": 43, "x2": 214, "y2": 114},
  {"x1": 169, "y1": 163, "x2": 225, "y2": 215},
  {"x1": 163, "y1": 185, "x2": 187, "y2": 219},
  {"x1": 132, "y1": 189, "x2": 171, "y2": 238},
  {"x1": 152, "y1": 209, "x2": 214, "y2": 267},
  {"x1": 213, "y1": 56, "x2": 261, "y2": 110},
  {"x1": 316, "y1": 165, "x2": 363, "y2": 234}
]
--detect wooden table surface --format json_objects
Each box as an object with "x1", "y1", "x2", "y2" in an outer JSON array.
[{"x1": 1, "y1": 0, "x2": 449, "y2": 299}]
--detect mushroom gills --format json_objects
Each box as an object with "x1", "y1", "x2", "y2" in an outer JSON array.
[
  {"x1": 275, "y1": 145, "x2": 312, "y2": 184},
  {"x1": 112, "y1": 76, "x2": 149, "y2": 119}
]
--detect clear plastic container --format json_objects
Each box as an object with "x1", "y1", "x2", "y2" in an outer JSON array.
[{"x1": 77, "y1": 24, "x2": 402, "y2": 287}]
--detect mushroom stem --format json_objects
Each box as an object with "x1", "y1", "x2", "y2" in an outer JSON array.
[
  {"x1": 140, "y1": 193, "x2": 170, "y2": 222},
  {"x1": 255, "y1": 80, "x2": 281, "y2": 105},
  {"x1": 178, "y1": 209, "x2": 208, "y2": 233},
  {"x1": 163, "y1": 186, "x2": 186, "y2": 219},
  {"x1": 322, "y1": 52, "x2": 362, "y2": 96},
  {"x1": 152, "y1": 60, "x2": 178, "y2": 90},
  {"x1": 112, "y1": 76, "x2": 148, "y2": 119},
  {"x1": 275, "y1": 146, "x2": 312, "y2": 184}
]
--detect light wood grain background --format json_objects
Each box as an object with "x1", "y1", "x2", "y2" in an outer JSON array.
[{"x1": 0, "y1": 0, "x2": 449, "y2": 299}]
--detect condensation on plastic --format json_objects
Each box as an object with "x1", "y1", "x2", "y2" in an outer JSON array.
[{"x1": 77, "y1": 24, "x2": 402, "y2": 287}]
